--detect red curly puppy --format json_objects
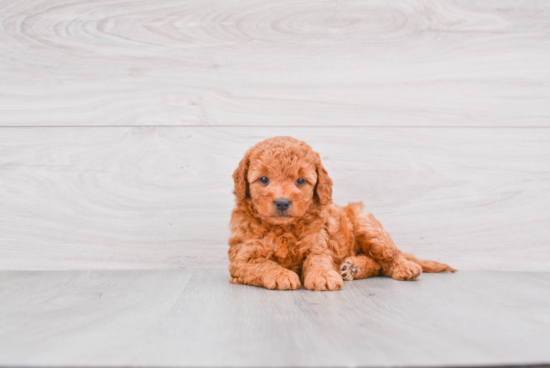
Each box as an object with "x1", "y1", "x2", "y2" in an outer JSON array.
[{"x1": 228, "y1": 136, "x2": 455, "y2": 291}]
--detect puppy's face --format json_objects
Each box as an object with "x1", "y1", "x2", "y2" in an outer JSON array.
[
  {"x1": 247, "y1": 157, "x2": 317, "y2": 226},
  {"x1": 233, "y1": 137, "x2": 332, "y2": 226}
]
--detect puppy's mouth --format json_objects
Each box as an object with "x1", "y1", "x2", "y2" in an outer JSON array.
[
  {"x1": 268, "y1": 212, "x2": 296, "y2": 223},
  {"x1": 276, "y1": 211, "x2": 290, "y2": 218}
]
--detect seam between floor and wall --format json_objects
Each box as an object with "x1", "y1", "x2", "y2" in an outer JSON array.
[{"x1": 0, "y1": 125, "x2": 550, "y2": 128}]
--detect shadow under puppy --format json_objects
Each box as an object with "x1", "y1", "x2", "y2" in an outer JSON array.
[{"x1": 228, "y1": 136, "x2": 455, "y2": 291}]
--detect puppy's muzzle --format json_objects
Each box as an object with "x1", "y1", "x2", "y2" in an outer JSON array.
[{"x1": 274, "y1": 199, "x2": 291, "y2": 212}]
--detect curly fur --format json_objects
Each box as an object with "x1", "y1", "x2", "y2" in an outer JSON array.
[{"x1": 228, "y1": 136, "x2": 456, "y2": 291}]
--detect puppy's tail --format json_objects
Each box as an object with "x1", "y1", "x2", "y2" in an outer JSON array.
[{"x1": 402, "y1": 252, "x2": 457, "y2": 273}]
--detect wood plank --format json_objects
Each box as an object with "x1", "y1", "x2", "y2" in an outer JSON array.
[
  {"x1": 1, "y1": 0, "x2": 549, "y2": 127},
  {"x1": 0, "y1": 127, "x2": 549, "y2": 271},
  {"x1": 0, "y1": 270, "x2": 549, "y2": 367}
]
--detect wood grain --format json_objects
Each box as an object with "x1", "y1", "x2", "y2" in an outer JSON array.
[
  {"x1": 1, "y1": 270, "x2": 549, "y2": 367},
  {"x1": 0, "y1": 0, "x2": 549, "y2": 272},
  {"x1": 1, "y1": 127, "x2": 549, "y2": 271},
  {"x1": 1, "y1": 0, "x2": 549, "y2": 127}
]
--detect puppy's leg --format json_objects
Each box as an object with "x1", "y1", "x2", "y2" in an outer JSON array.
[
  {"x1": 229, "y1": 243, "x2": 301, "y2": 290},
  {"x1": 402, "y1": 252, "x2": 456, "y2": 273},
  {"x1": 302, "y1": 253, "x2": 344, "y2": 291},
  {"x1": 340, "y1": 255, "x2": 381, "y2": 281},
  {"x1": 229, "y1": 261, "x2": 301, "y2": 290},
  {"x1": 345, "y1": 202, "x2": 422, "y2": 281}
]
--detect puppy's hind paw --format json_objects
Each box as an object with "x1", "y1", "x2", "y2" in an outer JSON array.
[
  {"x1": 340, "y1": 259, "x2": 358, "y2": 281},
  {"x1": 391, "y1": 260, "x2": 422, "y2": 281}
]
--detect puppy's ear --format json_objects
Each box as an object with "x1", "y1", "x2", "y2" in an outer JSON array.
[
  {"x1": 233, "y1": 151, "x2": 250, "y2": 201},
  {"x1": 314, "y1": 156, "x2": 333, "y2": 205}
]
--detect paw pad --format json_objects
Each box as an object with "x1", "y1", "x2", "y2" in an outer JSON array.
[{"x1": 340, "y1": 260, "x2": 357, "y2": 281}]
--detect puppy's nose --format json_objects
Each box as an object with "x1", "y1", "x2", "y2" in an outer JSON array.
[{"x1": 274, "y1": 199, "x2": 291, "y2": 212}]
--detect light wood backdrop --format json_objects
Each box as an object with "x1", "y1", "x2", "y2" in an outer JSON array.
[{"x1": 0, "y1": 0, "x2": 549, "y2": 271}]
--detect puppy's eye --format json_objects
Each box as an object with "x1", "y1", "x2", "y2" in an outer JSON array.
[
  {"x1": 296, "y1": 178, "x2": 305, "y2": 186},
  {"x1": 259, "y1": 176, "x2": 269, "y2": 184}
]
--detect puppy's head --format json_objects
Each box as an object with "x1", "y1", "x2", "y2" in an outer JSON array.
[{"x1": 233, "y1": 136, "x2": 332, "y2": 226}]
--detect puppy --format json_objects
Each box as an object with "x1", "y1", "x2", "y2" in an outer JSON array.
[{"x1": 228, "y1": 136, "x2": 455, "y2": 291}]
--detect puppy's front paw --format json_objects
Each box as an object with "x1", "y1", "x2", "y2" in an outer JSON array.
[
  {"x1": 262, "y1": 269, "x2": 301, "y2": 290},
  {"x1": 303, "y1": 269, "x2": 344, "y2": 291},
  {"x1": 391, "y1": 260, "x2": 422, "y2": 281}
]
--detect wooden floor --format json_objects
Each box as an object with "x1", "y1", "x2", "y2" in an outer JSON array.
[{"x1": 1, "y1": 270, "x2": 549, "y2": 367}]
